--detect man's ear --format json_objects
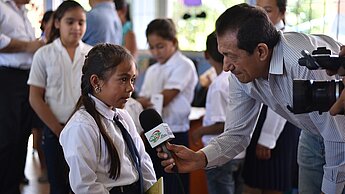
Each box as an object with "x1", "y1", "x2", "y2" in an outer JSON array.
[{"x1": 256, "y1": 43, "x2": 270, "y2": 61}]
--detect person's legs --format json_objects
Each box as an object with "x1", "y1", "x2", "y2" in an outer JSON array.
[
  {"x1": 298, "y1": 129, "x2": 325, "y2": 194},
  {"x1": 205, "y1": 159, "x2": 244, "y2": 194},
  {"x1": 32, "y1": 127, "x2": 48, "y2": 182},
  {"x1": 43, "y1": 125, "x2": 71, "y2": 194},
  {"x1": 0, "y1": 68, "x2": 32, "y2": 194}
]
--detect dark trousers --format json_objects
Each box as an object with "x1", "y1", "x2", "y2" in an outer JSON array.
[
  {"x1": 43, "y1": 126, "x2": 71, "y2": 194},
  {"x1": 0, "y1": 67, "x2": 33, "y2": 194}
]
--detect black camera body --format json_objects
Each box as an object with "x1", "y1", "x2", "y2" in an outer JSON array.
[
  {"x1": 298, "y1": 47, "x2": 345, "y2": 71},
  {"x1": 289, "y1": 79, "x2": 344, "y2": 114},
  {"x1": 289, "y1": 47, "x2": 345, "y2": 114}
]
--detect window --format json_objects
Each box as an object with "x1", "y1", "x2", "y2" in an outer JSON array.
[{"x1": 172, "y1": 0, "x2": 245, "y2": 51}]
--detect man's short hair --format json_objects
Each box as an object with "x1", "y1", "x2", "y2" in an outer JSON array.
[{"x1": 215, "y1": 3, "x2": 280, "y2": 54}]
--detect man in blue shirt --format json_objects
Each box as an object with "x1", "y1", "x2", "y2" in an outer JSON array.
[{"x1": 83, "y1": 0, "x2": 122, "y2": 45}]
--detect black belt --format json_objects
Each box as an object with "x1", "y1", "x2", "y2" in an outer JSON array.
[
  {"x1": 0, "y1": 66, "x2": 30, "y2": 73},
  {"x1": 109, "y1": 181, "x2": 140, "y2": 194}
]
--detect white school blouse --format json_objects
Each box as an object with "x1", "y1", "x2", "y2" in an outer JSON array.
[
  {"x1": 27, "y1": 38, "x2": 92, "y2": 123},
  {"x1": 60, "y1": 95, "x2": 156, "y2": 194},
  {"x1": 139, "y1": 51, "x2": 198, "y2": 133}
]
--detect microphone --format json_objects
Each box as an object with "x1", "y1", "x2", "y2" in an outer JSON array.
[{"x1": 139, "y1": 108, "x2": 177, "y2": 172}]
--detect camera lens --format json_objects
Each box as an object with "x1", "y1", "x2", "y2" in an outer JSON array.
[{"x1": 292, "y1": 79, "x2": 344, "y2": 114}]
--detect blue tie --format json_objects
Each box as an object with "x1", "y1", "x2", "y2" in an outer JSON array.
[{"x1": 113, "y1": 116, "x2": 144, "y2": 194}]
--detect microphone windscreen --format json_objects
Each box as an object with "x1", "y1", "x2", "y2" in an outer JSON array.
[{"x1": 139, "y1": 108, "x2": 163, "y2": 132}]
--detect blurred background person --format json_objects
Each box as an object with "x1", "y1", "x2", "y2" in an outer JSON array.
[
  {"x1": 137, "y1": 18, "x2": 198, "y2": 194},
  {"x1": 39, "y1": 10, "x2": 54, "y2": 42},
  {"x1": 83, "y1": 0, "x2": 122, "y2": 46},
  {"x1": 28, "y1": 1, "x2": 92, "y2": 194},
  {"x1": 114, "y1": 0, "x2": 138, "y2": 58},
  {"x1": 30, "y1": 10, "x2": 55, "y2": 184},
  {"x1": 0, "y1": 0, "x2": 45, "y2": 193}
]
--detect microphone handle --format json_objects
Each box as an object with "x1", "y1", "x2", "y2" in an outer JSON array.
[{"x1": 161, "y1": 142, "x2": 178, "y2": 172}]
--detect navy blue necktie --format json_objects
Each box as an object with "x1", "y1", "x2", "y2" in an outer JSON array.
[{"x1": 113, "y1": 116, "x2": 144, "y2": 194}]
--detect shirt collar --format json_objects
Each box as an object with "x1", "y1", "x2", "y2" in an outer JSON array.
[
  {"x1": 53, "y1": 38, "x2": 88, "y2": 55},
  {"x1": 5, "y1": 0, "x2": 26, "y2": 12},
  {"x1": 275, "y1": 20, "x2": 285, "y2": 31},
  {"x1": 93, "y1": 1, "x2": 115, "y2": 9},
  {"x1": 160, "y1": 50, "x2": 180, "y2": 66},
  {"x1": 89, "y1": 94, "x2": 118, "y2": 121},
  {"x1": 269, "y1": 31, "x2": 284, "y2": 75}
]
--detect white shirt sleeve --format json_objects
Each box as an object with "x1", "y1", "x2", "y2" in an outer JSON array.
[
  {"x1": 60, "y1": 113, "x2": 109, "y2": 194},
  {"x1": 257, "y1": 107, "x2": 287, "y2": 149},
  {"x1": 164, "y1": 61, "x2": 195, "y2": 91},
  {"x1": 202, "y1": 74, "x2": 261, "y2": 167},
  {"x1": 27, "y1": 48, "x2": 47, "y2": 88}
]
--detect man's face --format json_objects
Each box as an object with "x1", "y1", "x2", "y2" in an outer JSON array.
[{"x1": 217, "y1": 31, "x2": 270, "y2": 83}]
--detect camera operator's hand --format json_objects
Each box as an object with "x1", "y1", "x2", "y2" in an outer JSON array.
[
  {"x1": 330, "y1": 79, "x2": 345, "y2": 115},
  {"x1": 326, "y1": 45, "x2": 345, "y2": 76}
]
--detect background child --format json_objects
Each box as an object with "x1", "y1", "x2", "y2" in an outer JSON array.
[
  {"x1": 137, "y1": 18, "x2": 198, "y2": 194},
  {"x1": 191, "y1": 32, "x2": 245, "y2": 194},
  {"x1": 59, "y1": 44, "x2": 156, "y2": 194},
  {"x1": 27, "y1": 1, "x2": 92, "y2": 193}
]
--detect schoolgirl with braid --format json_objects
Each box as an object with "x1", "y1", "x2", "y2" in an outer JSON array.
[{"x1": 59, "y1": 44, "x2": 156, "y2": 194}]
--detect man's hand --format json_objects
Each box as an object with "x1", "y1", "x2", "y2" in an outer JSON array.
[
  {"x1": 326, "y1": 45, "x2": 345, "y2": 76},
  {"x1": 0, "y1": 38, "x2": 45, "y2": 53},
  {"x1": 157, "y1": 143, "x2": 207, "y2": 173},
  {"x1": 328, "y1": 46, "x2": 345, "y2": 115},
  {"x1": 26, "y1": 39, "x2": 45, "y2": 53},
  {"x1": 330, "y1": 79, "x2": 345, "y2": 115},
  {"x1": 255, "y1": 144, "x2": 271, "y2": 160}
]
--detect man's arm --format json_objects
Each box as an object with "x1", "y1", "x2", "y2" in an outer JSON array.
[{"x1": 0, "y1": 38, "x2": 44, "y2": 53}]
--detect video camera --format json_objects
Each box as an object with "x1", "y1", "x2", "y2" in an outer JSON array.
[{"x1": 288, "y1": 47, "x2": 345, "y2": 114}]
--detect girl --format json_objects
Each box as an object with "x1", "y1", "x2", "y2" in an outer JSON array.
[
  {"x1": 114, "y1": 0, "x2": 138, "y2": 58},
  {"x1": 137, "y1": 18, "x2": 198, "y2": 194},
  {"x1": 28, "y1": 1, "x2": 92, "y2": 193},
  {"x1": 59, "y1": 44, "x2": 156, "y2": 194}
]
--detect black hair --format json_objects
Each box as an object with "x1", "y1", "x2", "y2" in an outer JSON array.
[
  {"x1": 215, "y1": 3, "x2": 280, "y2": 54},
  {"x1": 114, "y1": 0, "x2": 131, "y2": 21},
  {"x1": 206, "y1": 32, "x2": 223, "y2": 63},
  {"x1": 277, "y1": 0, "x2": 287, "y2": 15},
  {"x1": 146, "y1": 18, "x2": 178, "y2": 44},
  {"x1": 47, "y1": 0, "x2": 85, "y2": 44},
  {"x1": 40, "y1": 10, "x2": 54, "y2": 31},
  {"x1": 74, "y1": 43, "x2": 134, "y2": 179}
]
